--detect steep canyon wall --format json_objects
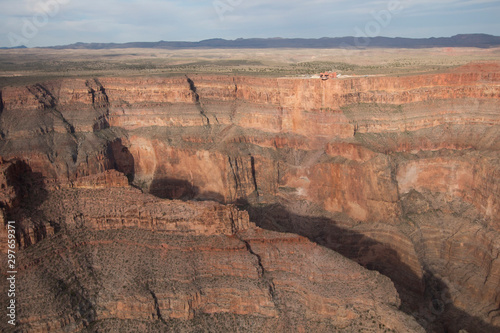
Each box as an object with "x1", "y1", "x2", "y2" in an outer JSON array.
[{"x1": 0, "y1": 63, "x2": 499, "y2": 332}]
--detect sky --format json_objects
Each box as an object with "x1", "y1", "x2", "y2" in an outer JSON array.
[{"x1": 1, "y1": 0, "x2": 499, "y2": 47}]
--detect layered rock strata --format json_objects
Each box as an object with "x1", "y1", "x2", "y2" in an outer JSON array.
[
  {"x1": 0, "y1": 180, "x2": 423, "y2": 332},
  {"x1": 0, "y1": 62, "x2": 499, "y2": 332}
]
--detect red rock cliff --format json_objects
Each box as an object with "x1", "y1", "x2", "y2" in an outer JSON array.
[{"x1": 1, "y1": 63, "x2": 499, "y2": 332}]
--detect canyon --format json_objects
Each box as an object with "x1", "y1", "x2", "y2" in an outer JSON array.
[{"x1": 0, "y1": 62, "x2": 499, "y2": 332}]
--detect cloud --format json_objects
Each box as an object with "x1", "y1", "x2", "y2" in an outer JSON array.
[{"x1": 0, "y1": 0, "x2": 498, "y2": 47}]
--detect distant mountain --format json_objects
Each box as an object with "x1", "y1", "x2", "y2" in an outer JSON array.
[
  {"x1": 0, "y1": 45, "x2": 27, "y2": 49},
  {"x1": 45, "y1": 34, "x2": 500, "y2": 50}
]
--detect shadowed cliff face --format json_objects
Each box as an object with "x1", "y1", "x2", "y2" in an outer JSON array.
[
  {"x1": 0, "y1": 160, "x2": 50, "y2": 248},
  {"x1": 0, "y1": 63, "x2": 499, "y2": 332},
  {"x1": 106, "y1": 138, "x2": 135, "y2": 182},
  {"x1": 239, "y1": 201, "x2": 500, "y2": 333}
]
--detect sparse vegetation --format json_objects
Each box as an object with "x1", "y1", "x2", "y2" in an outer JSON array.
[{"x1": 1, "y1": 47, "x2": 499, "y2": 88}]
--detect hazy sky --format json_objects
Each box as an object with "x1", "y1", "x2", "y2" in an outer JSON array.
[{"x1": 1, "y1": 0, "x2": 499, "y2": 47}]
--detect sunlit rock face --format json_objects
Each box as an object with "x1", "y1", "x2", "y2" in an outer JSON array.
[{"x1": 0, "y1": 63, "x2": 499, "y2": 332}]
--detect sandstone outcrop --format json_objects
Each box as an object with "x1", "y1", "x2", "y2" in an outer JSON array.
[
  {"x1": 1, "y1": 184, "x2": 423, "y2": 332},
  {"x1": 0, "y1": 62, "x2": 499, "y2": 332}
]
